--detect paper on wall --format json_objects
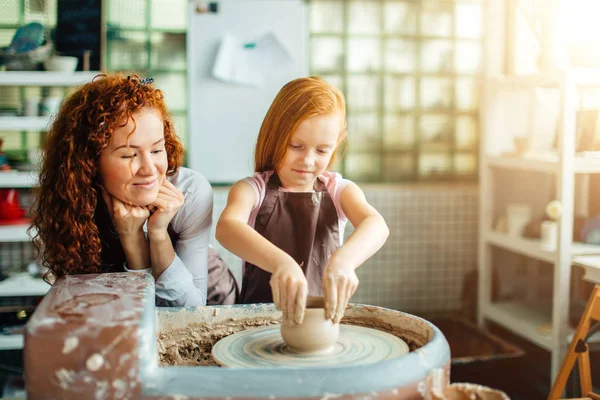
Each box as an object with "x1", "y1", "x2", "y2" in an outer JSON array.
[{"x1": 212, "y1": 32, "x2": 294, "y2": 87}]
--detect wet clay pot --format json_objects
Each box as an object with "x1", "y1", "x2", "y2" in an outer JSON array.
[{"x1": 280, "y1": 296, "x2": 339, "y2": 353}]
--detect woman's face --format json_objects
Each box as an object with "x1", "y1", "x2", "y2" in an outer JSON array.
[{"x1": 98, "y1": 108, "x2": 168, "y2": 206}]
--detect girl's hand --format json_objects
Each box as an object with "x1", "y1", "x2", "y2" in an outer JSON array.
[
  {"x1": 147, "y1": 178, "x2": 184, "y2": 236},
  {"x1": 270, "y1": 261, "x2": 308, "y2": 325},
  {"x1": 322, "y1": 261, "x2": 359, "y2": 323},
  {"x1": 101, "y1": 187, "x2": 150, "y2": 237}
]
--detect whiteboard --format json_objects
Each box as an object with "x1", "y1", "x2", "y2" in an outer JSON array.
[{"x1": 187, "y1": 0, "x2": 308, "y2": 183}]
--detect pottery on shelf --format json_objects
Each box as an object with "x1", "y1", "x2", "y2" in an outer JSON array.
[{"x1": 280, "y1": 296, "x2": 339, "y2": 353}]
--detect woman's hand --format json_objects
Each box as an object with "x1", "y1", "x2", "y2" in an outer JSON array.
[
  {"x1": 270, "y1": 261, "x2": 308, "y2": 325},
  {"x1": 101, "y1": 187, "x2": 150, "y2": 237},
  {"x1": 147, "y1": 178, "x2": 184, "y2": 236},
  {"x1": 322, "y1": 261, "x2": 359, "y2": 324}
]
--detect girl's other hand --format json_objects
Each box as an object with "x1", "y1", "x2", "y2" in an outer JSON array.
[
  {"x1": 147, "y1": 178, "x2": 184, "y2": 236},
  {"x1": 270, "y1": 261, "x2": 308, "y2": 325},
  {"x1": 101, "y1": 187, "x2": 150, "y2": 237},
  {"x1": 322, "y1": 262, "x2": 359, "y2": 324}
]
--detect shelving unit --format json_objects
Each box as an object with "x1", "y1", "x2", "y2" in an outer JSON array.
[
  {"x1": 0, "y1": 224, "x2": 33, "y2": 242},
  {"x1": 478, "y1": 68, "x2": 600, "y2": 383},
  {"x1": 0, "y1": 171, "x2": 39, "y2": 188},
  {"x1": 0, "y1": 71, "x2": 100, "y2": 86},
  {"x1": 0, "y1": 273, "x2": 49, "y2": 350},
  {"x1": 0, "y1": 72, "x2": 95, "y2": 350}
]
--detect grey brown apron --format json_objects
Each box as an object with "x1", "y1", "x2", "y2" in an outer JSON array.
[
  {"x1": 207, "y1": 246, "x2": 239, "y2": 305},
  {"x1": 239, "y1": 174, "x2": 340, "y2": 304}
]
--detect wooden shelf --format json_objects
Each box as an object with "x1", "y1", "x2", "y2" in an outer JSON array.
[
  {"x1": 486, "y1": 231, "x2": 600, "y2": 263},
  {"x1": 0, "y1": 273, "x2": 49, "y2": 297},
  {"x1": 486, "y1": 154, "x2": 600, "y2": 174},
  {"x1": 0, "y1": 224, "x2": 34, "y2": 242},
  {"x1": 484, "y1": 301, "x2": 600, "y2": 352},
  {"x1": 0, "y1": 71, "x2": 101, "y2": 86},
  {"x1": 573, "y1": 255, "x2": 600, "y2": 284},
  {"x1": 484, "y1": 68, "x2": 600, "y2": 89},
  {"x1": 484, "y1": 302, "x2": 554, "y2": 351},
  {"x1": 0, "y1": 171, "x2": 39, "y2": 188},
  {"x1": 0, "y1": 333, "x2": 23, "y2": 351},
  {"x1": 0, "y1": 116, "x2": 51, "y2": 131}
]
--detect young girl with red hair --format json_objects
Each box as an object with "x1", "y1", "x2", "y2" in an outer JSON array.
[{"x1": 216, "y1": 76, "x2": 389, "y2": 324}]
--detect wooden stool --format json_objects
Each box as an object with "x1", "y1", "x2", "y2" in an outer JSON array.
[{"x1": 547, "y1": 285, "x2": 600, "y2": 400}]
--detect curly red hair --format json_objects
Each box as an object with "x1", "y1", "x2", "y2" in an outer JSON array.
[{"x1": 31, "y1": 73, "x2": 183, "y2": 283}]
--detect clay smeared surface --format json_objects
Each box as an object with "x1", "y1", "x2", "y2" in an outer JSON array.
[
  {"x1": 158, "y1": 316, "x2": 280, "y2": 366},
  {"x1": 157, "y1": 304, "x2": 432, "y2": 367}
]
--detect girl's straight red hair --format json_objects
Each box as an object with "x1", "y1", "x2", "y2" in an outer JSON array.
[{"x1": 254, "y1": 76, "x2": 347, "y2": 172}]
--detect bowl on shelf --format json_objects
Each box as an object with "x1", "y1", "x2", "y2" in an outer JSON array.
[{"x1": 44, "y1": 55, "x2": 78, "y2": 72}]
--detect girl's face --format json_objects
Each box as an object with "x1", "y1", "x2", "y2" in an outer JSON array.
[
  {"x1": 276, "y1": 112, "x2": 343, "y2": 192},
  {"x1": 98, "y1": 108, "x2": 168, "y2": 206}
]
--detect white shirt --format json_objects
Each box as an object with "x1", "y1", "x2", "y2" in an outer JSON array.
[{"x1": 125, "y1": 167, "x2": 213, "y2": 307}]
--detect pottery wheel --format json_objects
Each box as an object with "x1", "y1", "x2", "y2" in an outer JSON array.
[{"x1": 211, "y1": 324, "x2": 409, "y2": 368}]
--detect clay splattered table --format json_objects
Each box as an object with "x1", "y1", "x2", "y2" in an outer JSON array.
[{"x1": 25, "y1": 273, "x2": 451, "y2": 399}]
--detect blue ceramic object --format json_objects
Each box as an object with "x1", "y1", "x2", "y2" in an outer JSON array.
[{"x1": 7, "y1": 22, "x2": 45, "y2": 54}]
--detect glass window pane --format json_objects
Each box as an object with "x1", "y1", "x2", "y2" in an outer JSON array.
[
  {"x1": 345, "y1": 153, "x2": 381, "y2": 181},
  {"x1": 330, "y1": 151, "x2": 344, "y2": 173},
  {"x1": 384, "y1": 115, "x2": 415, "y2": 149},
  {"x1": 151, "y1": 0, "x2": 187, "y2": 30},
  {"x1": 0, "y1": 1, "x2": 19, "y2": 24},
  {"x1": 310, "y1": 1, "x2": 344, "y2": 33},
  {"x1": 0, "y1": 29, "x2": 16, "y2": 47},
  {"x1": 456, "y1": 116, "x2": 477, "y2": 149},
  {"x1": 153, "y1": 72, "x2": 187, "y2": 112},
  {"x1": 0, "y1": 87, "x2": 20, "y2": 110},
  {"x1": 311, "y1": 37, "x2": 343, "y2": 72},
  {"x1": 454, "y1": 154, "x2": 477, "y2": 175},
  {"x1": 348, "y1": 113, "x2": 380, "y2": 151},
  {"x1": 349, "y1": 1, "x2": 381, "y2": 34},
  {"x1": 385, "y1": 40, "x2": 416, "y2": 73},
  {"x1": 172, "y1": 114, "x2": 187, "y2": 149},
  {"x1": 384, "y1": 76, "x2": 415, "y2": 111},
  {"x1": 455, "y1": 42, "x2": 482, "y2": 73},
  {"x1": 384, "y1": 2, "x2": 418, "y2": 35},
  {"x1": 421, "y1": 40, "x2": 453, "y2": 72},
  {"x1": 1, "y1": 132, "x2": 22, "y2": 150},
  {"x1": 106, "y1": 31, "x2": 148, "y2": 70},
  {"x1": 455, "y1": 3, "x2": 482, "y2": 39},
  {"x1": 347, "y1": 38, "x2": 381, "y2": 72},
  {"x1": 421, "y1": 78, "x2": 453, "y2": 109},
  {"x1": 150, "y1": 32, "x2": 186, "y2": 70},
  {"x1": 108, "y1": 0, "x2": 147, "y2": 29},
  {"x1": 420, "y1": 114, "x2": 452, "y2": 151},
  {"x1": 320, "y1": 75, "x2": 344, "y2": 92},
  {"x1": 420, "y1": 2, "x2": 453, "y2": 37},
  {"x1": 383, "y1": 154, "x2": 414, "y2": 181},
  {"x1": 456, "y1": 78, "x2": 478, "y2": 110},
  {"x1": 419, "y1": 153, "x2": 451, "y2": 177},
  {"x1": 25, "y1": 0, "x2": 56, "y2": 25},
  {"x1": 347, "y1": 75, "x2": 380, "y2": 110}
]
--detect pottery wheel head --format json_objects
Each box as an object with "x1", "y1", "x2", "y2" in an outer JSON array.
[{"x1": 211, "y1": 324, "x2": 409, "y2": 368}]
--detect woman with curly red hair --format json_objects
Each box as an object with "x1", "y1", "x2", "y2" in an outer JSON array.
[{"x1": 32, "y1": 74, "x2": 237, "y2": 306}]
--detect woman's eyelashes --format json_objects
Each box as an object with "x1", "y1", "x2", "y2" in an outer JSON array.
[{"x1": 119, "y1": 148, "x2": 164, "y2": 159}]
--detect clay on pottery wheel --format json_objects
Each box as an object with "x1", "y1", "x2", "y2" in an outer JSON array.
[{"x1": 280, "y1": 296, "x2": 339, "y2": 353}]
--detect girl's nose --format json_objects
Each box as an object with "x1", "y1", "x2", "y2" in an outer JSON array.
[{"x1": 303, "y1": 151, "x2": 314, "y2": 166}]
